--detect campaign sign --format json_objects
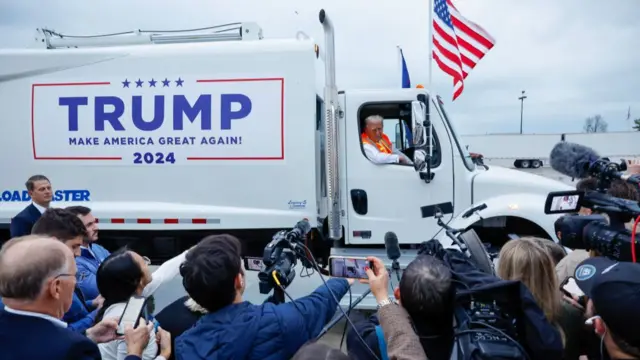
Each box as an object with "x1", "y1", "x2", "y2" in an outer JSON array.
[{"x1": 31, "y1": 77, "x2": 285, "y2": 164}]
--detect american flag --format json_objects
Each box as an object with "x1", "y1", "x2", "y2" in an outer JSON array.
[{"x1": 432, "y1": 0, "x2": 495, "y2": 100}]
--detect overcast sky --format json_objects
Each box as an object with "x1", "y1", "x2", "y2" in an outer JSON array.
[{"x1": 1, "y1": 0, "x2": 638, "y2": 135}]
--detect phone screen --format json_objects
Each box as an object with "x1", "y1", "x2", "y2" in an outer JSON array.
[
  {"x1": 562, "y1": 277, "x2": 584, "y2": 297},
  {"x1": 329, "y1": 257, "x2": 370, "y2": 279},
  {"x1": 118, "y1": 296, "x2": 146, "y2": 334}
]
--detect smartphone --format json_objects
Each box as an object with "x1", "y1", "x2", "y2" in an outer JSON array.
[
  {"x1": 560, "y1": 276, "x2": 584, "y2": 298},
  {"x1": 328, "y1": 256, "x2": 372, "y2": 279},
  {"x1": 117, "y1": 295, "x2": 147, "y2": 335}
]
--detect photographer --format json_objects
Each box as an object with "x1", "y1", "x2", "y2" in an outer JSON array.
[
  {"x1": 574, "y1": 257, "x2": 640, "y2": 359},
  {"x1": 419, "y1": 239, "x2": 564, "y2": 360},
  {"x1": 555, "y1": 177, "x2": 639, "y2": 282},
  {"x1": 175, "y1": 234, "x2": 353, "y2": 360},
  {"x1": 348, "y1": 255, "x2": 453, "y2": 360}
]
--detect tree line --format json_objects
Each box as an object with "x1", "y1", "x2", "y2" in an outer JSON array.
[{"x1": 583, "y1": 115, "x2": 640, "y2": 132}]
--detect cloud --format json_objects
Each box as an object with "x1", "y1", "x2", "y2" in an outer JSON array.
[{"x1": 0, "y1": 0, "x2": 638, "y2": 134}]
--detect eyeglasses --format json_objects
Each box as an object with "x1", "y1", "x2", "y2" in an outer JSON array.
[{"x1": 54, "y1": 273, "x2": 76, "y2": 281}]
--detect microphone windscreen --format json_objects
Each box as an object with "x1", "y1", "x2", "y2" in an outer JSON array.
[
  {"x1": 549, "y1": 142, "x2": 600, "y2": 179},
  {"x1": 384, "y1": 232, "x2": 401, "y2": 261}
]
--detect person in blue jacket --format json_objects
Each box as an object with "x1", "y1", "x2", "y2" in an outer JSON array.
[
  {"x1": 31, "y1": 208, "x2": 102, "y2": 334},
  {"x1": 66, "y1": 206, "x2": 111, "y2": 301},
  {"x1": 175, "y1": 234, "x2": 353, "y2": 360}
]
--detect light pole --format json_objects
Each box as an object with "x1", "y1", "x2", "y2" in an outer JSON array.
[{"x1": 518, "y1": 90, "x2": 527, "y2": 134}]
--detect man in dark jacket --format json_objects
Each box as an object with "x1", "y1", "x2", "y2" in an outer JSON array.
[
  {"x1": 10, "y1": 175, "x2": 52, "y2": 238},
  {"x1": 175, "y1": 234, "x2": 353, "y2": 360},
  {"x1": 0, "y1": 235, "x2": 145, "y2": 360}
]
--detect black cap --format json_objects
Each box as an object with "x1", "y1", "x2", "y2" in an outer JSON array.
[{"x1": 574, "y1": 257, "x2": 640, "y2": 347}]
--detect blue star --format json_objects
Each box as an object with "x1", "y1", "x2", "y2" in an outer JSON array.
[
  {"x1": 175, "y1": 78, "x2": 184, "y2": 87},
  {"x1": 135, "y1": 79, "x2": 144, "y2": 88},
  {"x1": 148, "y1": 79, "x2": 157, "y2": 87},
  {"x1": 162, "y1": 78, "x2": 170, "y2": 87},
  {"x1": 122, "y1": 79, "x2": 130, "y2": 88}
]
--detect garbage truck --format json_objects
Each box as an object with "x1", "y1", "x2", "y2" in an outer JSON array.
[{"x1": 0, "y1": 10, "x2": 572, "y2": 307}]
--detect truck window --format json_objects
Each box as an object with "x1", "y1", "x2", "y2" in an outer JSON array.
[{"x1": 359, "y1": 103, "x2": 441, "y2": 167}]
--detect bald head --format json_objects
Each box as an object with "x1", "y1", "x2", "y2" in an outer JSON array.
[{"x1": 0, "y1": 236, "x2": 71, "y2": 301}]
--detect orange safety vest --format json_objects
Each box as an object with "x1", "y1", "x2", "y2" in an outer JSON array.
[{"x1": 361, "y1": 133, "x2": 393, "y2": 154}]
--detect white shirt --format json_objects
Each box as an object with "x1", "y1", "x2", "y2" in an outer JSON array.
[
  {"x1": 3, "y1": 306, "x2": 68, "y2": 328},
  {"x1": 97, "y1": 249, "x2": 187, "y2": 360},
  {"x1": 362, "y1": 142, "x2": 413, "y2": 165},
  {"x1": 32, "y1": 202, "x2": 48, "y2": 214}
]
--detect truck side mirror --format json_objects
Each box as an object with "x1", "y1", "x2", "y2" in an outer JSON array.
[{"x1": 411, "y1": 100, "x2": 427, "y2": 148}]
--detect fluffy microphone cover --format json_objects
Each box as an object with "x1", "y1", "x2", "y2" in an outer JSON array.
[{"x1": 549, "y1": 142, "x2": 599, "y2": 179}]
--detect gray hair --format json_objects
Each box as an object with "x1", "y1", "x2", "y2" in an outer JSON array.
[
  {"x1": 0, "y1": 235, "x2": 69, "y2": 301},
  {"x1": 364, "y1": 115, "x2": 384, "y2": 126}
]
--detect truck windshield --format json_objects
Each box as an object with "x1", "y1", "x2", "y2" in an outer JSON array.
[{"x1": 436, "y1": 96, "x2": 475, "y2": 171}]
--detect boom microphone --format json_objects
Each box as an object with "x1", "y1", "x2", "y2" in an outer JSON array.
[
  {"x1": 549, "y1": 141, "x2": 599, "y2": 179},
  {"x1": 549, "y1": 142, "x2": 638, "y2": 185},
  {"x1": 384, "y1": 232, "x2": 401, "y2": 261}
]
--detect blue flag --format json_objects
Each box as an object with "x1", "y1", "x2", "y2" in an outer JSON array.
[
  {"x1": 400, "y1": 48, "x2": 413, "y2": 145},
  {"x1": 400, "y1": 48, "x2": 411, "y2": 88}
]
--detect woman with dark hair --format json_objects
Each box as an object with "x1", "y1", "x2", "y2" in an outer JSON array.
[{"x1": 95, "y1": 247, "x2": 189, "y2": 360}]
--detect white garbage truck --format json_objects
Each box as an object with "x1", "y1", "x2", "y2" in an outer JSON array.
[{"x1": 0, "y1": 10, "x2": 572, "y2": 307}]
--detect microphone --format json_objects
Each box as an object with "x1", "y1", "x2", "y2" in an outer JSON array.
[
  {"x1": 384, "y1": 232, "x2": 402, "y2": 282},
  {"x1": 549, "y1": 142, "x2": 639, "y2": 185},
  {"x1": 549, "y1": 141, "x2": 600, "y2": 179}
]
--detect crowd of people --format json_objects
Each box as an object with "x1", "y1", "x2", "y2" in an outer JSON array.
[{"x1": 0, "y1": 170, "x2": 639, "y2": 359}]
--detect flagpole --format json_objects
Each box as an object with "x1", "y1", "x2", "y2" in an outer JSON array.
[
  {"x1": 426, "y1": 0, "x2": 434, "y2": 158},
  {"x1": 427, "y1": 0, "x2": 434, "y2": 93}
]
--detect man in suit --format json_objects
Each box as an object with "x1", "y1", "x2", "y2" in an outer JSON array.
[
  {"x1": 32, "y1": 208, "x2": 102, "y2": 334},
  {"x1": 0, "y1": 235, "x2": 148, "y2": 360},
  {"x1": 67, "y1": 206, "x2": 111, "y2": 302},
  {"x1": 10, "y1": 175, "x2": 53, "y2": 238}
]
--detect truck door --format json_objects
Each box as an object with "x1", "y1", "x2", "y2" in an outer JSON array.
[{"x1": 342, "y1": 90, "x2": 455, "y2": 245}]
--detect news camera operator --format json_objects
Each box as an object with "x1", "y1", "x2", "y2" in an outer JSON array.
[
  {"x1": 175, "y1": 234, "x2": 354, "y2": 360},
  {"x1": 348, "y1": 238, "x2": 564, "y2": 360},
  {"x1": 555, "y1": 177, "x2": 639, "y2": 288}
]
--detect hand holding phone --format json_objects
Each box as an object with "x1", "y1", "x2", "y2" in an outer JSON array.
[
  {"x1": 560, "y1": 276, "x2": 586, "y2": 310},
  {"x1": 365, "y1": 256, "x2": 391, "y2": 302}
]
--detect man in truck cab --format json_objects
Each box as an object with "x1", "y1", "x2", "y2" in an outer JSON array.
[{"x1": 361, "y1": 115, "x2": 412, "y2": 165}]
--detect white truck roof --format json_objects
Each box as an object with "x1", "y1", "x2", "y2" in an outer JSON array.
[{"x1": 0, "y1": 33, "x2": 320, "y2": 230}]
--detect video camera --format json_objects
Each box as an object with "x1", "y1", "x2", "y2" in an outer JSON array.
[
  {"x1": 257, "y1": 219, "x2": 314, "y2": 302},
  {"x1": 545, "y1": 156, "x2": 640, "y2": 261}
]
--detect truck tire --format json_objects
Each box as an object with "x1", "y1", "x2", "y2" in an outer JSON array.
[
  {"x1": 531, "y1": 160, "x2": 542, "y2": 168},
  {"x1": 513, "y1": 160, "x2": 522, "y2": 168},
  {"x1": 520, "y1": 160, "x2": 531, "y2": 168}
]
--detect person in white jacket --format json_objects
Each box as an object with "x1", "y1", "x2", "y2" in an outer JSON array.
[{"x1": 94, "y1": 247, "x2": 188, "y2": 360}]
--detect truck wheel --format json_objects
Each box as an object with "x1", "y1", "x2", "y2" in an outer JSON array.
[
  {"x1": 513, "y1": 160, "x2": 521, "y2": 168},
  {"x1": 520, "y1": 160, "x2": 531, "y2": 168},
  {"x1": 531, "y1": 160, "x2": 542, "y2": 168}
]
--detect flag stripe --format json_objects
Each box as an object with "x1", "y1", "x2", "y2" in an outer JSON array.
[{"x1": 432, "y1": 0, "x2": 495, "y2": 100}]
